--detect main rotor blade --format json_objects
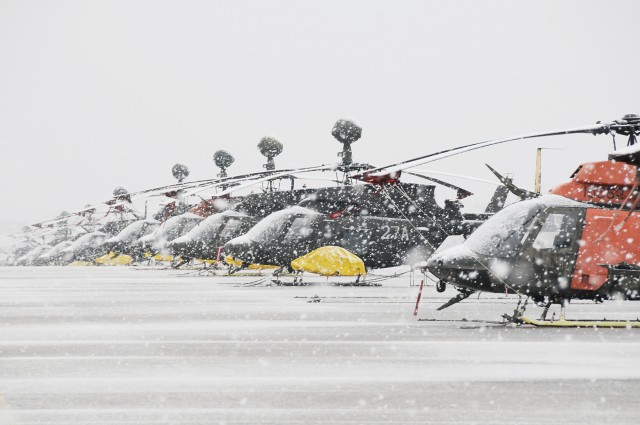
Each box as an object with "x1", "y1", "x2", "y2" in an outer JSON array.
[
  {"x1": 405, "y1": 171, "x2": 473, "y2": 198},
  {"x1": 186, "y1": 164, "x2": 343, "y2": 197},
  {"x1": 127, "y1": 168, "x2": 299, "y2": 199},
  {"x1": 410, "y1": 169, "x2": 500, "y2": 185},
  {"x1": 351, "y1": 124, "x2": 609, "y2": 181},
  {"x1": 28, "y1": 168, "x2": 300, "y2": 227}
]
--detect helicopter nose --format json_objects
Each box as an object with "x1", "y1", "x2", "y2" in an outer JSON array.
[
  {"x1": 224, "y1": 238, "x2": 255, "y2": 264},
  {"x1": 167, "y1": 239, "x2": 187, "y2": 256},
  {"x1": 426, "y1": 245, "x2": 494, "y2": 292},
  {"x1": 427, "y1": 245, "x2": 482, "y2": 271}
]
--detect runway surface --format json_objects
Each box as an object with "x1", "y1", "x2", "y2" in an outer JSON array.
[{"x1": 1, "y1": 266, "x2": 639, "y2": 424}]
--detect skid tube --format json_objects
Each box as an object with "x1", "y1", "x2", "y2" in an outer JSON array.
[{"x1": 519, "y1": 316, "x2": 640, "y2": 328}]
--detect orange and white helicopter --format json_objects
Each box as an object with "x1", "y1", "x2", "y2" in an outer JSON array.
[{"x1": 353, "y1": 114, "x2": 640, "y2": 326}]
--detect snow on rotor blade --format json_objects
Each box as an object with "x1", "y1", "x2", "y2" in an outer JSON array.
[
  {"x1": 127, "y1": 168, "x2": 299, "y2": 199},
  {"x1": 189, "y1": 164, "x2": 341, "y2": 197},
  {"x1": 404, "y1": 171, "x2": 474, "y2": 197},
  {"x1": 350, "y1": 124, "x2": 608, "y2": 181},
  {"x1": 29, "y1": 169, "x2": 294, "y2": 227},
  {"x1": 410, "y1": 169, "x2": 500, "y2": 185}
]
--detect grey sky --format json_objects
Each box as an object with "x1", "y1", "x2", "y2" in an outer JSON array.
[{"x1": 0, "y1": 0, "x2": 638, "y2": 226}]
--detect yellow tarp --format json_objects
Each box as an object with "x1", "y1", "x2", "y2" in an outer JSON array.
[
  {"x1": 95, "y1": 252, "x2": 133, "y2": 266},
  {"x1": 291, "y1": 246, "x2": 365, "y2": 276},
  {"x1": 195, "y1": 259, "x2": 219, "y2": 264},
  {"x1": 144, "y1": 252, "x2": 174, "y2": 262},
  {"x1": 225, "y1": 256, "x2": 279, "y2": 270}
]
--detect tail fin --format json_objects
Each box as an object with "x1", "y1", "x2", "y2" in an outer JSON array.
[
  {"x1": 484, "y1": 164, "x2": 538, "y2": 213},
  {"x1": 484, "y1": 183, "x2": 510, "y2": 213}
]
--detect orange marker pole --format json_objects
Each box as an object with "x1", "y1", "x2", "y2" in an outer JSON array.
[
  {"x1": 216, "y1": 246, "x2": 223, "y2": 262},
  {"x1": 413, "y1": 279, "x2": 424, "y2": 316}
]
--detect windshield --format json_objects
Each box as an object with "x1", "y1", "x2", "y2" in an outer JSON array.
[
  {"x1": 464, "y1": 199, "x2": 542, "y2": 258},
  {"x1": 157, "y1": 214, "x2": 202, "y2": 241},
  {"x1": 184, "y1": 214, "x2": 227, "y2": 240},
  {"x1": 69, "y1": 232, "x2": 107, "y2": 251},
  {"x1": 245, "y1": 207, "x2": 317, "y2": 243},
  {"x1": 219, "y1": 217, "x2": 245, "y2": 238},
  {"x1": 113, "y1": 220, "x2": 158, "y2": 242},
  {"x1": 283, "y1": 216, "x2": 316, "y2": 242}
]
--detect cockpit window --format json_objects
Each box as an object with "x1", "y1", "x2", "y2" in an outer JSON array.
[
  {"x1": 187, "y1": 216, "x2": 226, "y2": 240},
  {"x1": 464, "y1": 200, "x2": 542, "y2": 258},
  {"x1": 158, "y1": 216, "x2": 202, "y2": 241},
  {"x1": 531, "y1": 212, "x2": 577, "y2": 250},
  {"x1": 140, "y1": 222, "x2": 158, "y2": 237},
  {"x1": 244, "y1": 207, "x2": 318, "y2": 243},
  {"x1": 283, "y1": 216, "x2": 314, "y2": 242},
  {"x1": 245, "y1": 213, "x2": 290, "y2": 243},
  {"x1": 220, "y1": 217, "x2": 244, "y2": 238}
]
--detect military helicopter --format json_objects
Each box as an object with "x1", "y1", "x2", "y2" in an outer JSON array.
[
  {"x1": 222, "y1": 120, "x2": 509, "y2": 278},
  {"x1": 384, "y1": 114, "x2": 640, "y2": 325}
]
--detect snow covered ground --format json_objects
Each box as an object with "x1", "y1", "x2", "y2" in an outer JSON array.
[{"x1": 1, "y1": 267, "x2": 639, "y2": 424}]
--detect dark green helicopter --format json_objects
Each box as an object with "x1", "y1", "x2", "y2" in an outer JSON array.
[{"x1": 222, "y1": 119, "x2": 510, "y2": 274}]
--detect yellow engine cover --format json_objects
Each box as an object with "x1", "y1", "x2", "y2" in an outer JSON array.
[
  {"x1": 96, "y1": 252, "x2": 133, "y2": 266},
  {"x1": 291, "y1": 246, "x2": 365, "y2": 276},
  {"x1": 144, "y1": 252, "x2": 174, "y2": 262},
  {"x1": 225, "y1": 256, "x2": 278, "y2": 270}
]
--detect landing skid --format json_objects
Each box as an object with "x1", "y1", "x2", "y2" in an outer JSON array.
[
  {"x1": 271, "y1": 278, "x2": 381, "y2": 287},
  {"x1": 519, "y1": 317, "x2": 640, "y2": 328},
  {"x1": 271, "y1": 272, "x2": 381, "y2": 287},
  {"x1": 500, "y1": 296, "x2": 640, "y2": 328}
]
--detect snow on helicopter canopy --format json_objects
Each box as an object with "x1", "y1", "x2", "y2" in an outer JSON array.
[
  {"x1": 16, "y1": 245, "x2": 51, "y2": 266},
  {"x1": 39, "y1": 240, "x2": 74, "y2": 264},
  {"x1": 104, "y1": 218, "x2": 159, "y2": 244}
]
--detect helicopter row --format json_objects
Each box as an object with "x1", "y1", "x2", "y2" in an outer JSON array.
[{"x1": 6, "y1": 114, "x2": 640, "y2": 325}]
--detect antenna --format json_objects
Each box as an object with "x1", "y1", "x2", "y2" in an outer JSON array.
[
  {"x1": 171, "y1": 163, "x2": 190, "y2": 183},
  {"x1": 213, "y1": 150, "x2": 235, "y2": 178},
  {"x1": 258, "y1": 136, "x2": 283, "y2": 171},
  {"x1": 332, "y1": 118, "x2": 362, "y2": 167},
  {"x1": 113, "y1": 187, "x2": 128, "y2": 197}
]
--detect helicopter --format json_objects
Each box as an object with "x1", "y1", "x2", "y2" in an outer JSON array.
[
  {"x1": 222, "y1": 120, "x2": 510, "y2": 277},
  {"x1": 380, "y1": 114, "x2": 640, "y2": 323}
]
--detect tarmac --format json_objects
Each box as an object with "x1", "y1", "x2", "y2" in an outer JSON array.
[{"x1": 1, "y1": 266, "x2": 639, "y2": 424}]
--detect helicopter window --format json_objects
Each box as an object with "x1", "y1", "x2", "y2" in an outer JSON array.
[
  {"x1": 161, "y1": 217, "x2": 201, "y2": 240},
  {"x1": 532, "y1": 213, "x2": 576, "y2": 250},
  {"x1": 140, "y1": 222, "x2": 159, "y2": 237},
  {"x1": 114, "y1": 221, "x2": 145, "y2": 241},
  {"x1": 463, "y1": 200, "x2": 542, "y2": 258},
  {"x1": 245, "y1": 215, "x2": 289, "y2": 243},
  {"x1": 188, "y1": 216, "x2": 226, "y2": 239},
  {"x1": 219, "y1": 218, "x2": 244, "y2": 238},
  {"x1": 245, "y1": 207, "x2": 318, "y2": 243},
  {"x1": 283, "y1": 216, "x2": 314, "y2": 242}
]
